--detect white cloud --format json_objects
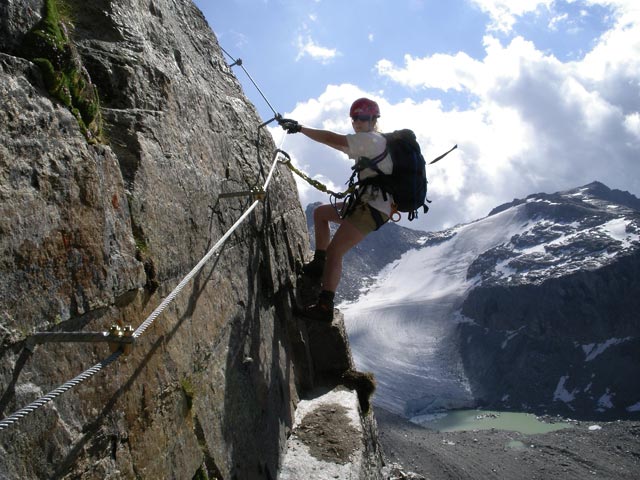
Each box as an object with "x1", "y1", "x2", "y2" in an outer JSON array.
[
  {"x1": 295, "y1": 36, "x2": 339, "y2": 64},
  {"x1": 368, "y1": 2, "x2": 640, "y2": 229},
  {"x1": 548, "y1": 12, "x2": 569, "y2": 30},
  {"x1": 469, "y1": 0, "x2": 554, "y2": 32},
  {"x1": 624, "y1": 112, "x2": 640, "y2": 138},
  {"x1": 584, "y1": 0, "x2": 640, "y2": 22},
  {"x1": 470, "y1": 0, "x2": 640, "y2": 34},
  {"x1": 376, "y1": 52, "x2": 485, "y2": 93},
  {"x1": 574, "y1": 4, "x2": 640, "y2": 99},
  {"x1": 276, "y1": 1, "x2": 640, "y2": 232}
]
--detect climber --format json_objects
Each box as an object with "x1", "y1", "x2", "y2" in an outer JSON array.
[{"x1": 278, "y1": 98, "x2": 392, "y2": 322}]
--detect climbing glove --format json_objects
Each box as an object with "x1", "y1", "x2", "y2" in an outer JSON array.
[{"x1": 278, "y1": 118, "x2": 302, "y2": 134}]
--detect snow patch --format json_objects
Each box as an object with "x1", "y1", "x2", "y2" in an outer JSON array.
[
  {"x1": 527, "y1": 198, "x2": 561, "y2": 205},
  {"x1": 344, "y1": 205, "x2": 529, "y2": 309},
  {"x1": 553, "y1": 376, "x2": 578, "y2": 403},
  {"x1": 582, "y1": 337, "x2": 631, "y2": 362},
  {"x1": 501, "y1": 326, "x2": 525, "y2": 349},
  {"x1": 598, "y1": 218, "x2": 638, "y2": 246},
  {"x1": 495, "y1": 259, "x2": 518, "y2": 280},
  {"x1": 626, "y1": 401, "x2": 640, "y2": 412},
  {"x1": 596, "y1": 389, "x2": 614, "y2": 411},
  {"x1": 451, "y1": 311, "x2": 475, "y2": 325}
]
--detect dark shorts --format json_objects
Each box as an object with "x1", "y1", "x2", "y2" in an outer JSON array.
[{"x1": 345, "y1": 202, "x2": 389, "y2": 235}]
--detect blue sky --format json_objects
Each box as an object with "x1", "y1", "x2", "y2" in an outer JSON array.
[{"x1": 195, "y1": 0, "x2": 640, "y2": 232}]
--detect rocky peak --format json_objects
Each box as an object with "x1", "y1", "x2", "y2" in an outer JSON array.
[
  {"x1": 488, "y1": 181, "x2": 640, "y2": 217},
  {"x1": 459, "y1": 183, "x2": 640, "y2": 418},
  {"x1": 469, "y1": 182, "x2": 640, "y2": 287},
  {"x1": 341, "y1": 178, "x2": 639, "y2": 421}
]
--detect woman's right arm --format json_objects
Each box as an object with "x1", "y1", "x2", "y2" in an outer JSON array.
[{"x1": 300, "y1": 126, "x2": 349, "y2": 152}]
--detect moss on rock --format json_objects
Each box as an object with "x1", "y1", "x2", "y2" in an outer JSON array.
[{"x1": 21, "y1": 0, "x2": 104, "y2": 143}]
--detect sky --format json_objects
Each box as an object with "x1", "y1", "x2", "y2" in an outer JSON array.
[{"x1": 194, "y1": 0, "x2": 640, "y2": 232}]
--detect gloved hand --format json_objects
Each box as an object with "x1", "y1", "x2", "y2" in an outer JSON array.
[{"x1": 278, "y1": 118, "x2": 302, "y2": 134}]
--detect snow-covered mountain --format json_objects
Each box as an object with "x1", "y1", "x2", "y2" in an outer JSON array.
[{"x1": 341, "y1": 182, "x2": 640, "y2": 419}]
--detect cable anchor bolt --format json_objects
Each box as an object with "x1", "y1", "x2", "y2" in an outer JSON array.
[
  {"x1": 122, "y1": 325, "x2": 134, "y2": 355},
  {"x1": 107, "y1": 325, "x2": 122, "y2": 353},
  {"x1": 251, "y1": 187, "x2": 266, "y2": 202}
]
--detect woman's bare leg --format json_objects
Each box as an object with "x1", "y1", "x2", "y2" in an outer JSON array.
[
  {"x1": 313, "y1": 203, "x2": 343, "y2": 250},
  {"x1": 322, "y1": 220, "x2": 365, "y2": 293}
]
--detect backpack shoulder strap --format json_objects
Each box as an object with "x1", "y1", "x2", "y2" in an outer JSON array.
[
  {"x1": 364, "y1": 147, "x2": 389, "y2": 174},
  {"x1": 353, "y1": 134, "x2": 389, "y2": 174}
]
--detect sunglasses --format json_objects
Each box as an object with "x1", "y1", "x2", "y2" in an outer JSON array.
[{"x1": 351, "y1": 115, "x2": 375, "y2": 122}]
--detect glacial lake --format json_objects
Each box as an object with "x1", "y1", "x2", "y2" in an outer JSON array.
[{"x1": 411, "y1": 409, "x2": 573, "y2": 434}]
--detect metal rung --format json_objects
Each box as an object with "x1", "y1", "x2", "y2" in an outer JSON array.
[{"x1": 26, "y1": 325, "x2": 135, "y2": 355}]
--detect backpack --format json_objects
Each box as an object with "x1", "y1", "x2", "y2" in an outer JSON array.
[
  {"x1": 349, "y1": 129, "x2": 428, "y2": 221},
  {"x1": 379, "y1": 129, "x2": 429, "y2": 220},
  {"x1": 335, "y1": 130, "x2": 456, "y2": 222}
]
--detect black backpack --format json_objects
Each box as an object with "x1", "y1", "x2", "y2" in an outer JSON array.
[
  {"x1": 379, "y1": 129, "x2": 428, "y2": 220},
  {"x1": 347, "y1": 129, "x2": 427, "y2": 221},
  {"x1": 336, "y1": 130, "x2": 456, "y2": 221}
]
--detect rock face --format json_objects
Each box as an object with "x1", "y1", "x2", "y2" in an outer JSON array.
[
  {"x1": 458, "y1": 182, "x2": 640, "y2": 419},
  {"x1": 0, "y1": 1, "x2": 350, "y2": 478},
  {"x1": 280, "y1": 387, "x2": 384, "y2": 480}
]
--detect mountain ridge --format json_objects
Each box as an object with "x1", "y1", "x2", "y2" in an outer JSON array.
[
  {"x1": 342, "y1": 181, "x2": 640, "y2": 419},
  {"x1": 489, "y1": 181, "x2": 640, "y2": 217}
]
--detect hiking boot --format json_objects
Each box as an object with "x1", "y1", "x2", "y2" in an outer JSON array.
[
  {"x1": 301, "y1": 257, "x2": 324, "y2": 280},
  {"x1": 299, "y1": 298, "x2": 334, "y2": 322}
]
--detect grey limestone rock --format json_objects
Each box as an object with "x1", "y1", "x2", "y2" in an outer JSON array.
[{"x1": 0, "y1": 1, "x2": 324, "y2": 479}]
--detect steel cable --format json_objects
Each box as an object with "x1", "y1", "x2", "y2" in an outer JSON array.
[
  {"x1": 0, "y1": 149, "x2": 287, "y2": 433},
  {"x1": 0, "y1": 48, "x2": 288, "y2": 434},
  {"x1": 133, "y1": 146, "x2": 286, "y2": 339},
  {"x1": 0, "y1": 351, "x2": 122, "y2": 431}
]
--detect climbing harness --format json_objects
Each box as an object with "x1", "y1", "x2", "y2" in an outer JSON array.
[
  {"x1": 276, "y1": 151, "x2": 373, "y2": 222},
  {"x1": 286, "y1": 142, "x2": 459, "y2": 222}
]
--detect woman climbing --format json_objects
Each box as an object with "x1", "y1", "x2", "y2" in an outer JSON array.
[{"x1": 278, "y1": 98, "x2": 392, "y2": 322}]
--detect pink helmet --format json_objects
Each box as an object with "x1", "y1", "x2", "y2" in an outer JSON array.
[{"x1": 350, "y1": 97, "x2": 380, "y2": 118}]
